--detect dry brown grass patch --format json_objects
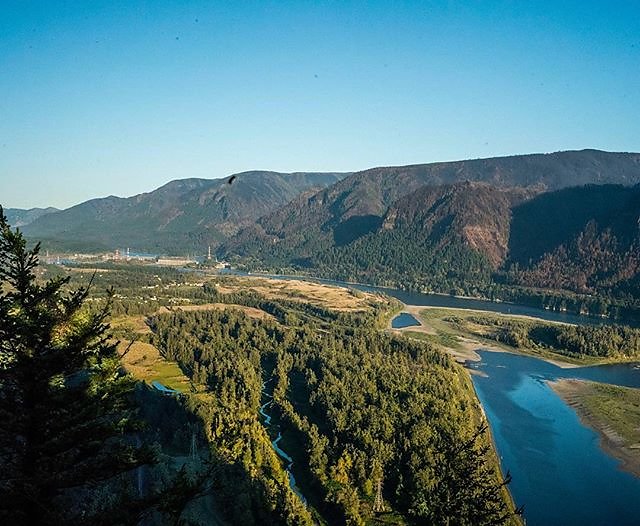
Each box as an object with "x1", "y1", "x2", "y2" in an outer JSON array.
[{"x1": 213, "y1": 277, "x2": 387, "y2": 312}]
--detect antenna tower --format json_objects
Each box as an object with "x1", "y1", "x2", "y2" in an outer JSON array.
[{"x1": 373, "y1": 477, "x2": 385, "y2": 513}]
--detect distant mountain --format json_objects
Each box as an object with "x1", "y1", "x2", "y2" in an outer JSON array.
[
  {"x1": 252, "y1": 149, "x2": 640, "y2": 239},
  {"x1": 223, "y1": 150, "x2": 640, "y2": 260},
  {"x1": 21, "y1": 171, "x2": 347, "y2": 253},
  {"x1": 381, "y1": 182, "x2": 539, "y2": 268},
  {"x1": 223, "y1": 182, "x2": 539, "y2": 286},
  {"x1": 222, "y1": 150, "x2": 640, "y2": 300},
  {"x1": 13, "y1": 149, "x2": 640, "y2": 303},
  {"x1": 4, "y1": 207, "x2": 59, "y2": 227}
]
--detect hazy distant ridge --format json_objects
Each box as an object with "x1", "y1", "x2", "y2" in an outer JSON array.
[
  {"x1": 21, "y1": 171, "x2": 347, "y2": 253},
  {"x1": 4, "y1": 207, "x2": 59, "y2": 227}
]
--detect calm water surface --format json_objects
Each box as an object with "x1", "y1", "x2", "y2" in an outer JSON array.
[
  {"x1": 469, "y1": 351, "x2": 640, "y2": 526},
  {"x1": 391, "y1": 312, "x2": 421, "y2": 328}
]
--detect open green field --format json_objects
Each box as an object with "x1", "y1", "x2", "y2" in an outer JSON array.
[
  {"x1": 403, "y1": 329, "x2": 462, "y2": 350},
  {"x1": 118, "y1": 340, "x2": 192, "y2": 392}
]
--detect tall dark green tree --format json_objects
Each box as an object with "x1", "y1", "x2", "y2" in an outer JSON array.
[{"x1": 0, "y1": 207, "x2": 196, "y2": 525}]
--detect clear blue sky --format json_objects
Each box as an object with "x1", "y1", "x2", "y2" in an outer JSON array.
[{"x1": 1, "y1": 1, "x2": 639, "y2": 209}]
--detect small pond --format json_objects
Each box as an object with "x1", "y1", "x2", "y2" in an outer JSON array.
[{"x1": 391, "y1": 312, "x2": 421, "y2": 328}]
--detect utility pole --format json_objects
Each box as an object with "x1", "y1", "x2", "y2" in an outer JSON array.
[{"x1": 373, "y1": 477, "x2": 385, "y2": 513}]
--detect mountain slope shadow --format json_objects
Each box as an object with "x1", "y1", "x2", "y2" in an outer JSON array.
[
  {"x1": 508, "y1": 184, "x2": 639, "y2": 266},
  {"x1": 332, "y1": 215, "x2": 383, "y2": 246}
]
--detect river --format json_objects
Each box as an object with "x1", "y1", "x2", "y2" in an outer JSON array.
[
  {"x1": 469, "y1": 351, "x2": 640, "y2": 525},
  {"x1": 259, "y1": 380, "x2": 307, "y2": 505}
]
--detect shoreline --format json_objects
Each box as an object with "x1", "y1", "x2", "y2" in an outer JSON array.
[
  {"x1": 396, "y1": 303, "x2": 640, "y2": 369},
  {"x1": 393, "y1": 304, "x2": 584, "y2": 369},
  {"x1": 390, "y1": 304, "x2": 639, "y2": 521},
  {"x1": 418, "y1": 304, "x2": 574, "y2": 326},
  {"x1": 550, "y1": 379, "x2": 640, "y2": 479}
]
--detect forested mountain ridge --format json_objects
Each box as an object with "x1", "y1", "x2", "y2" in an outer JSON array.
[
  {"x1": 21, "y1": 171, "x2": 347, "y2": 253},
  {"x1": 508, "y1": 184, "x2": 640, "y2": 266},
  {"x1": 11, "y1": 150, "x2": 640, "y2": 310},
  {"x1": 507, "y1": 184, "x2": 640, "y2": 298},
  {"x1": 381, "y1": 182, "x2": 539, "y2": 268},
  {"x1": 224, "y1": 182, "x2": 640, "y2": 311},
  {"x1": 15, "y1": 149, "x2": 640, "y2": 257},
  {"x1": 223, "y1": 150, "x2": 640, "y2": 262},
  {"x1": 231, "y1": 149, "x2": 640, "y2": 250}
]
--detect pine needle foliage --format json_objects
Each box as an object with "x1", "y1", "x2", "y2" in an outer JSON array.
[{"x1": 0, "y1": 207, "x2": 195, "y2": 525}]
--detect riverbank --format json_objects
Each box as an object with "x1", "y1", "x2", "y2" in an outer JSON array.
[
  {"x1": 259, "y1": 380, "x2": 307, "y2": 505},
  {"x1": 472, "y1": 350, "x2": 640, "y2": 525},
  {"x1": 392, "y1": 305, "x2": 586, "y2": 369},
  {"x1": 550, "y1": 379, "x2": 640, "y2": 478},
  {"x1": 417, "y1": 304, "x2": 640, "y2": 368}
]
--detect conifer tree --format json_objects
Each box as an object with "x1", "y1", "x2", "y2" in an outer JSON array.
[{"x1": 0, "y1": 207, "x2": 196, "y2": 525}]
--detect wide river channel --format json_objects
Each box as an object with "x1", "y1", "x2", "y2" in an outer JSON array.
[
  {"x1": 223, "y1": 270, "x2": 640, "y2": 524},
  {"x1": 468, "y1": 352, "x2": 640, "y2": 525}
]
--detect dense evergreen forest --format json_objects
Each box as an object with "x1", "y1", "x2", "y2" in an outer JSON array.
[
  {"x1": 229, "y1": 240, "x2": 640, "y2": 324},
  {"x1": 150, "y1": 291, "x2": 521, "y2": 525},
  {"x1": 33, "y1": 261, "x2": 523, "y2": 524}
]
